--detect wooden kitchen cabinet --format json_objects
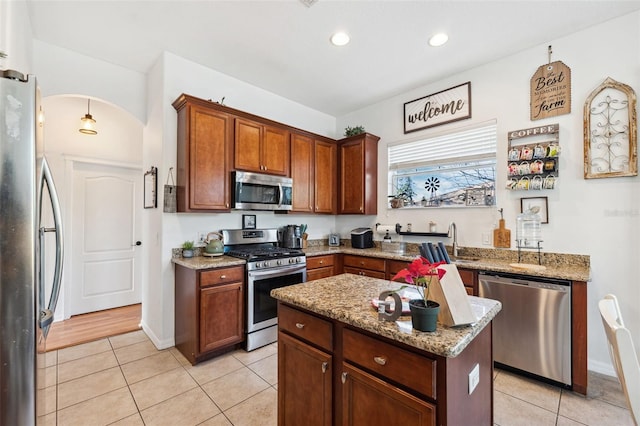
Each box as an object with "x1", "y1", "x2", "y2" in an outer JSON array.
[
  {"x1": 235, "y1": 118, "x2": 290, "y2": 176},
  {"x1": 343, "y1": 254, "x2": 386, "y2": 279},
  {"x1": 306, "y1": 254, "x2": 337, "y2": 281},
  {"x1": 173, "y1": 94, "x2": 232, "y2": 212},
  {"x1": 277, "y1": 301, "x2": 493, "y2": 425},
  {"x1": 174, "y1": 264, "x2": 244, "y2": 364},
  {"x1": 338, "y1": 133, "x2": 380, "y2": 215},
  {"x1": 291, "y1": 133, "x2": 337, "y2": 214},
  {"x1": 341, "y1": 363, "x2": 436, "y2": 426},
  {"x1": 457, "y1": 268, "x2": 478, "y2": 295},
  {"x1": 278, "y1": 304, "x2": 333, "y2": 426}
]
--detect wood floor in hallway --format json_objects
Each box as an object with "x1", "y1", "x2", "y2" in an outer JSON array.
[{"x1": 45, "y1": 303, "x2": 141, "y2": 351}]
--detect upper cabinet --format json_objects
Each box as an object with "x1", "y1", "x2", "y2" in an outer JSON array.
[
  {"x1": 338, "y1": 133, "x2": 380, "y2": 215},
  {"x1": 291, "y1": 133, "x2": 337, "y2": 214},
  {"x1": 173, "y1": 95, "x2": 232, "y2": 212},
  {"x1": 235, "y1": 119, "x2": 290, "y2": 176}
]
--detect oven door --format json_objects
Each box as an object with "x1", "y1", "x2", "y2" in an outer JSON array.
[{"x1": 247, "y1": 263, "x2": 306, "y2": 333}]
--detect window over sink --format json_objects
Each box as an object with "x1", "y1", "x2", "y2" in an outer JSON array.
[{"x1": 388, "y1": 120, "x2": 497, "y2": 208}]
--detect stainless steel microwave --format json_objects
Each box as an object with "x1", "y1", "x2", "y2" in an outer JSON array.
[{"x1": 233, "y1": 171, "x2": 293, "y2": 211}]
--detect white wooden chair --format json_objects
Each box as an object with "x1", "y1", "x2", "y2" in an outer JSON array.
[{"x1": 599, "y1": 294, "x2": 640, "y2": 425}]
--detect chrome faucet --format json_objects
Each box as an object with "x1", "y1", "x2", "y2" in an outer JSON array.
[{"x1": 448, "y1": 222, "x2": 458, "y2": 258}]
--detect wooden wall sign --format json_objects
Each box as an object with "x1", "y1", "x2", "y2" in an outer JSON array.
[
  {"x1": 404, "y1": 82, "x2": 471, "y2": 133},
  {"x1": 530, "y1": 61, "x2": 571, "y2": 121}
]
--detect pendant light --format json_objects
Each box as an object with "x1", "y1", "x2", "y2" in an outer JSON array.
[{"x1": 79, "y1": 98, "x2": 97, "y2": 135}]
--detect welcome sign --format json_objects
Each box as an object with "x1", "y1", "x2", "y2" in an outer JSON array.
[{"x1": 404, "y1": 82, "x2": 471, "y2": 133}]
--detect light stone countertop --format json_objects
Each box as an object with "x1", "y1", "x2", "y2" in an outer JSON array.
[
  {"x1": 172, "y1": 255, "x2": 245, "y2": 269},
  {"x1": 302, "y1": 245, "x2": 591, "y2": 282},
  {"x1": 271, "y1": 273, "x2": 501, "y2": 358}
]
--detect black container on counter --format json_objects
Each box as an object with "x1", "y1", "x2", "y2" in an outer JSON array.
[{"x1": 351, "y1": 228, "x2": 374, "y2": 248}]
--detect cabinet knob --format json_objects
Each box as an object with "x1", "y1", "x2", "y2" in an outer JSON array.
[
  {"x1": 374, "y1": 356, "x2": 387, "y2": 366},
  {"x1": 220, "y1": 275, "x2": 227, "y2": 279},
  {"x1": 319, "y1": 261, "x2": 324, "y2": 264},
  {"x1": 322, "y1": 362, "x2": 328, "y2": 373},
  {"x1": 295, "y1": 323, "x2": 305, "y2": 329},
  {"x1": 341, "y1": 372, "x2": 348, "y2": 384}
]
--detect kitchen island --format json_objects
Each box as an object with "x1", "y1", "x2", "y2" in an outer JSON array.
[{"x1": 272, "y1": 273, "x2": 501, "y2": 425}]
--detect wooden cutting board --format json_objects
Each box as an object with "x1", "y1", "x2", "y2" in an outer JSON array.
[{"x1": 493, "y1": 218, "x2": 511, "y2": 248}]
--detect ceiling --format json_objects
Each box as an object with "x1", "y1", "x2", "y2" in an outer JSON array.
[{"x1": 26, "y1": 0, "x2": 640, "y2": 117}]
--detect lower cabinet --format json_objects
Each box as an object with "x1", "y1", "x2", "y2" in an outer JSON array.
[
  {"x1": 174, "y1": 264, "x2": 244, "y2": 364},
  {"x1": 341, "y1": 362, "x2": 435, "y2": 426},
  {"x1": 278, "y1": 332, "x2": 332, "y2": 426},
  {"x1": 342, "y1": 255, "x2": 386, "y2": 279},
  {"x1": 278, "y1": 303, "x2": 439, "y2": 425},
  {"x1": 306, "y1": 254, "x2": 336, "y2": 281},
  {"x1": 458, "y1": 268, "x2": 478, "y2": 295},
  {"x1": 199, "y1": 281, "x2": 244, "y2": 353}
]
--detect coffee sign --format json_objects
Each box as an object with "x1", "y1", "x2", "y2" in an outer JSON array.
[
  {"x1": 404, "y1": 82, "x2": 471, "y2": 133},
  {"x1": 530, "y1": 61, "x2": 571, "y2": 121}
]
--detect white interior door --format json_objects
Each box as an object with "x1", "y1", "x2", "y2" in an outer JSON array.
[{"x1": 70, "y1": 161, "x2": 142, "y2": 316}]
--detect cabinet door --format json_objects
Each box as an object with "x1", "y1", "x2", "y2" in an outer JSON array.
[
  {"x1": 263, "y1": 125, "x2": 290, "y2": 176},
  {"x1": 279, "y1": 332, "x2": 332, "y2": 426},
  {"x1": 199, "y1": 281, "x2": 244, "y2": 353},
  {"x1": 338, "y1": 134, "x2": 378, "y2": 215},
  {"x1": 181, "y1": 104, "x2": 231, "y2": 211},
  {"x1": 291, "y1": 134, "x2": 315, "y2": 212},
  {"x1": 341, "y1": 363, "x2": 435, "y2": 426},
  {"x1": 235, "y1": 118, "x2": 262, "y2": 173},
  {"x1": 339, "y1": 140, "x2": 365, "y2": 214},
  {"x1": 315, "y1": 140, "x2": 337, "y2": 213},
  {"x1": 343, "y1": 267, "x2": 386, "y2": 280}
]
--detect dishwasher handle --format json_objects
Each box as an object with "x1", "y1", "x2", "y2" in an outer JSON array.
[{"x1": 478, "y1": 273, "x2": 570, "y2": 292}]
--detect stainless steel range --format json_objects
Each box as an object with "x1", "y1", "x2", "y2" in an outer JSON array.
[{"x1": 222, "y1": 229, "x2": 306, "y2": 351}]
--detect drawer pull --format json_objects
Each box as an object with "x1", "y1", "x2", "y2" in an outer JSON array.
[
  {"x1": 220, "y1": 275, "x2": 226, "y2": 279},
  {"x1": 322, "y1": 362, "x2": 328, "y2": 373},
  {"x1": 341, "y1": 372, "x2": 348, "y2": 384},
  {"x1": 374, "y1": 356, "x2": 387, "y2": 366},
  {"x1": 319, "y1": 260, "x2": 324, "y2": 264},
  {"x1": 295, "y1": 323, "x2": 305, "y2": 329}
]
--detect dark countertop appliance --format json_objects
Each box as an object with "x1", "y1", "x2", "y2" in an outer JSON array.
[
  {"x1": 278, "y1": 225, "x2": 302, "y2": 249},
  {"x1": 351, "y1": 227, "x2": 374, "y2": 249}
]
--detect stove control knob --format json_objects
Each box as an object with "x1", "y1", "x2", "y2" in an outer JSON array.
[
  {"x1": 277, "y1": 260, "x2": 283, "y2": 266},
  {"x1": 264, "y1": 261, "x2": 270, "y2": 268},
  {"x1": 289, "y1": 258, "x2": 294, "y2": 264}
]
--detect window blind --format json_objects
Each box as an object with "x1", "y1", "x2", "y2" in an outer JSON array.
[{"x1": 389, "y1": 121, "x2": 497, "y2": 170}]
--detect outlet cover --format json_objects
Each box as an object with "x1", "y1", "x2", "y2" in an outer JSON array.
[
  {"x1": 482, "y1": 233, "x2": 491, "y2": 245},
  {"x1": 468, "y1": 363, "x2": 480, "y2": 394}
]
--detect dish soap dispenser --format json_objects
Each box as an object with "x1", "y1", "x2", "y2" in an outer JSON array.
[{"x1": 383, "y1": 230, "x2": 392, "y2": 243}]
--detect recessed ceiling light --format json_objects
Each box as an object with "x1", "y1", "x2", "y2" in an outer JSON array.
[
  {"x1": 428, "y1": 33, "x2": 449, "y2": 47},
  {"x1": 330, "y1": 32, "x2": 350, "y2": 46}
]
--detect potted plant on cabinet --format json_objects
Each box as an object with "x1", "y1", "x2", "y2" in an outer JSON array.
[
  {"x1": 392, "y1": 257, "x2": 447, "y2": 332},
  {"x1": 182, "y1": 240, "x2": 195, "y2": 258}
]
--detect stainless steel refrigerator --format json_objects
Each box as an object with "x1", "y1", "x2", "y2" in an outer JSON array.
[{"x1": 0, "y1": 69, "x2": 63, "y2": 425}]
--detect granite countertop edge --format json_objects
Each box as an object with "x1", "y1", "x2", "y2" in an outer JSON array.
[
  {"x1": 302, "y1": 246, "x2": 591, "y2": 282},
  {"x1": 172, "y1": 256, "x2": 246, "y2": 269},
  {"x1": 272, "y1": 273, "x2": 502, "y2": 358}
]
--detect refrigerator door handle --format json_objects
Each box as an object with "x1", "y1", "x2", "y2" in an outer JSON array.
[{"x1": 38, "y1": 157, "x2": 64, "y2": 337}]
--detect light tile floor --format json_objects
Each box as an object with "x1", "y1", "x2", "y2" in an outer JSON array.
[{"x1": 38, "y1": 330, "x2": 633, "y2": 425}]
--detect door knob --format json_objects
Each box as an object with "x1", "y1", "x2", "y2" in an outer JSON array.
[{"x1": 132, "y1": 241, "x2": 142, "y2": 246}]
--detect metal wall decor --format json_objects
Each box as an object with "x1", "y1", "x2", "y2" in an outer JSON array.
[
  {"x1": 584, "y1": 77, "x2": 637, "y2": 179},
  {"x1": 144, "y1": 166, "x2": 157, "y2": 208}
]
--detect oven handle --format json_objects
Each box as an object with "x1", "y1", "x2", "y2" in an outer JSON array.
[{"x1": 248, "y1": 263, "x2": 307, "y2": 280}]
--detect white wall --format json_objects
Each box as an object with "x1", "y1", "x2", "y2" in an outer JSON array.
[
  {"x1": 33, "y1": 40, "x2": 147, "y2": 122},
  {"x1": 142, "y1": 52, "x2": 339, "y2": 349},
  {"x1": 337, "y1": 12, "x2": 640, "y2": 376}
]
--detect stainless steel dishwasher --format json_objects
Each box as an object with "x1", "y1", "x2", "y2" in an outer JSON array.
[{"x1": 478, "y1": 272, "x2": 572, "y2": 386}]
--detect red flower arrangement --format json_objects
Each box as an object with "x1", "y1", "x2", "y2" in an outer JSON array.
[{"x1": 392, "y1": 257, "x2": 447, "y2": 306}]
